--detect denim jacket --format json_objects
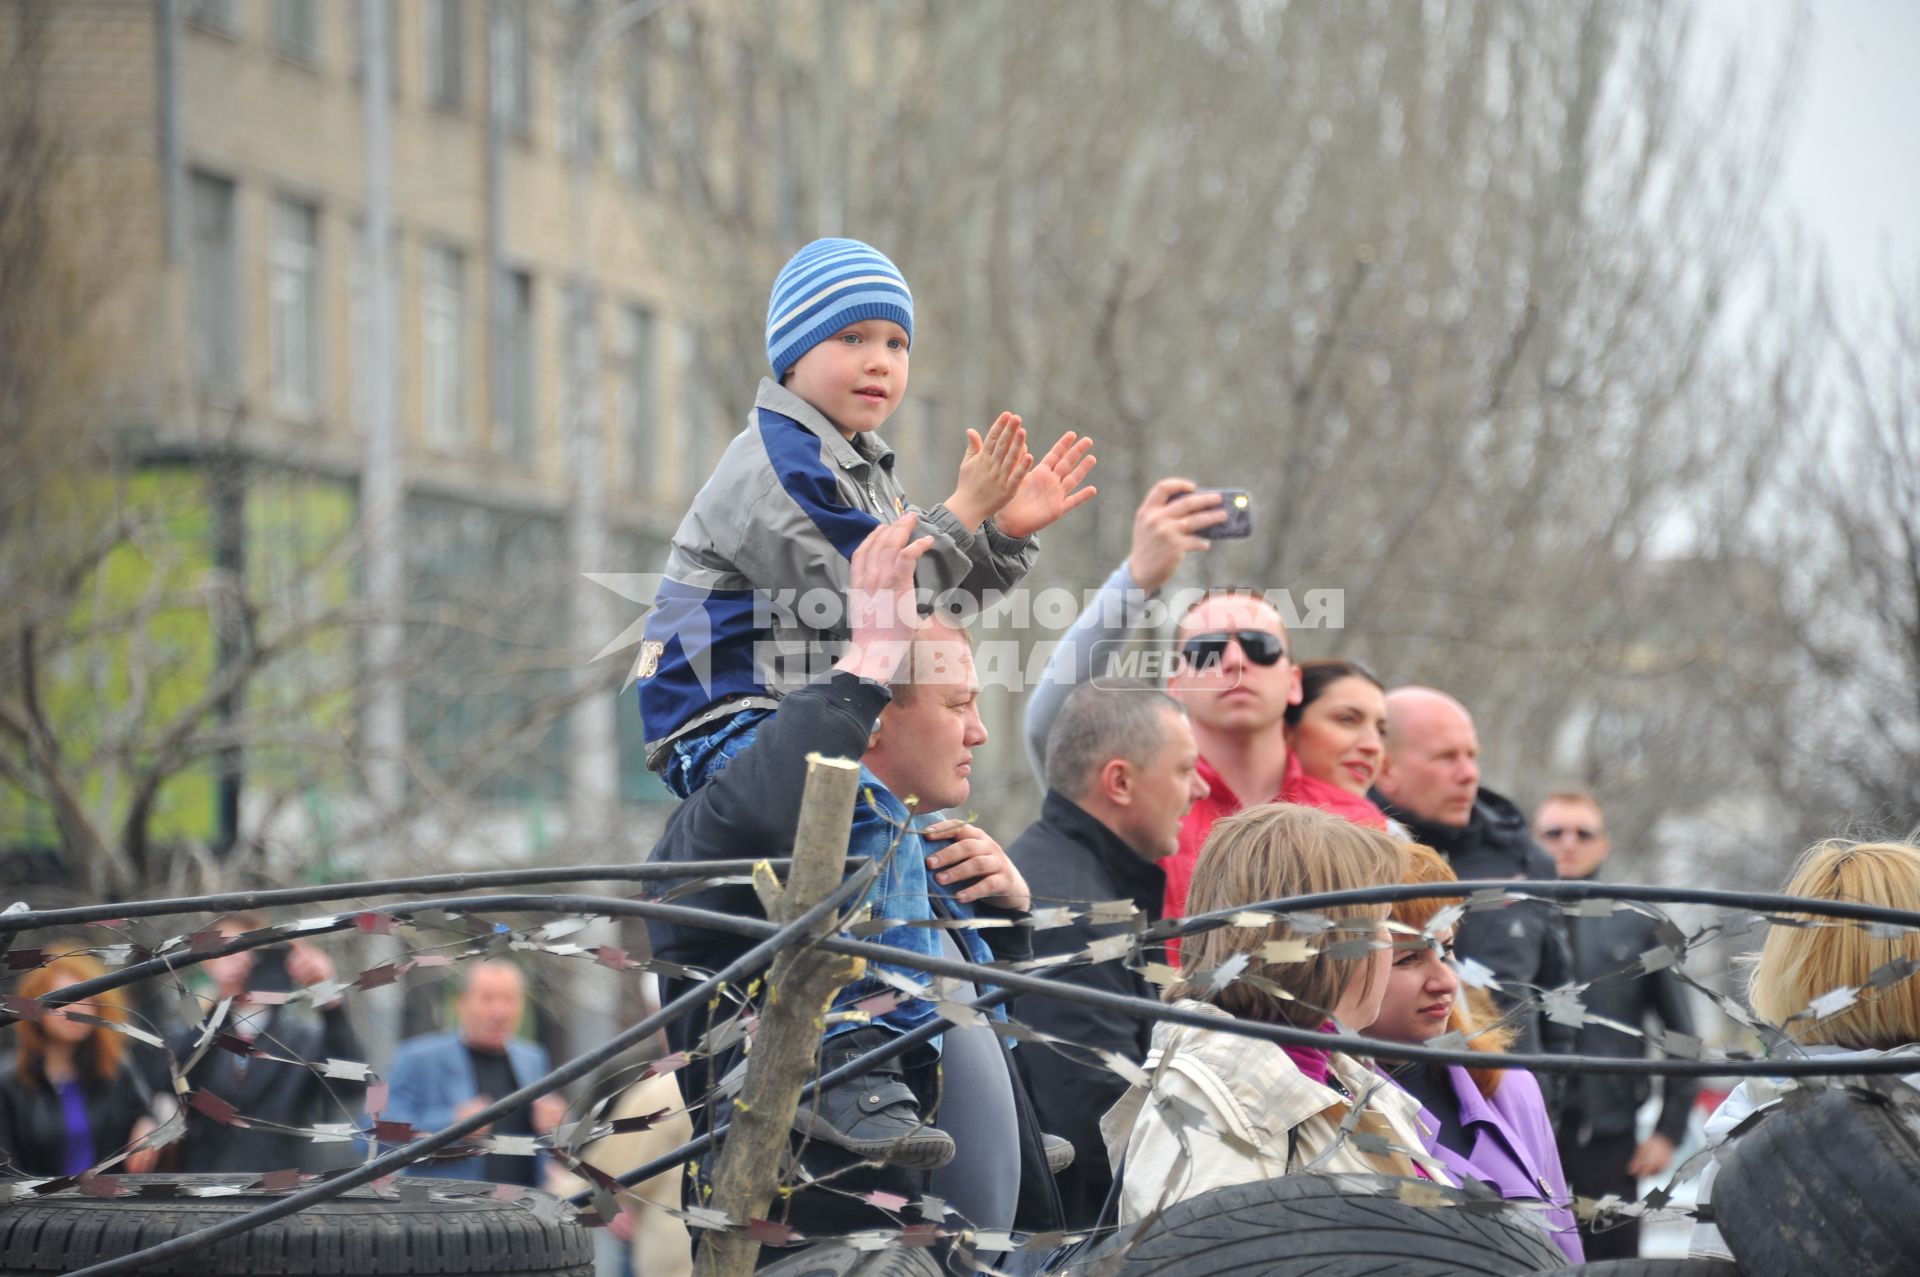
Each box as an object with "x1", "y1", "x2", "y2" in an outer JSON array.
[
  {"x1": 645, "y1": 672, "x2": 1026, "y2": 1058},
  {"x1": 833, "y1": 768, "x2": 1000, "y2": 1041}
]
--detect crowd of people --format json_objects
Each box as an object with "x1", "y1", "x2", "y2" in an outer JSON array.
[
  {"x1": 4, "y1": 235, "x2": 1917, "y2": 1277},
  {"x1": 625, "y1": 236, "x2": 1920, "y2": 1268}
]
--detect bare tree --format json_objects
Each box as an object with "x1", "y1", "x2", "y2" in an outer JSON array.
[
  {"x1": 1715, "y1": 266, "x2": 1920, "y2": 856},
  {"x1": 627, "y1": 1, "x2": 1821, "y2": 873}
]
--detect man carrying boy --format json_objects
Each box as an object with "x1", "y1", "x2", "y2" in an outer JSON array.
[
  {"x1": 639, "y1": 237, "x2": 1096, "y2": 798},
  {"x1": 647, "y1": 517, "x2": 1064, "y2": 1241}
]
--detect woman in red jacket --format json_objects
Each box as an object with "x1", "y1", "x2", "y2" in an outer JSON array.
[{"x1": 1281, "y1": 658, "x2": 1391, "y2": 829}]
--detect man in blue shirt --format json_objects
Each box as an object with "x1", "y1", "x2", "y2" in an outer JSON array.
[{"x1": 385, "y1": 961, "x2": 564, "y2": 1185}]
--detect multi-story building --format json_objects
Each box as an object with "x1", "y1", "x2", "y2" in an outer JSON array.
[
  {"x1": 3, "y1": 0, "x2": 869, "y2": 1067},
  {"x1": 5, "y1": 0, "x2": 841, "y2": 863}
]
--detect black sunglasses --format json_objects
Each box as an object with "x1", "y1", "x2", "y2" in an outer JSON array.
[
  {"x1": 1539, "y1": 826, "x2": 1600, "y2": 842},
  {"x1": 1179, "y1": 630, "x2": 1287, "y2": 668}
]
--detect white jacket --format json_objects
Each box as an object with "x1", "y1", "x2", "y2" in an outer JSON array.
[{"x1": 1100, "y1": 1000, "x2": 1450, "y2": 1224}]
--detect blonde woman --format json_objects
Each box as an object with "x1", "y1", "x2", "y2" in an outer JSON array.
[
  {"x1": 1100, "y1": 804, "x2": 1446, "y2": 1223},
  {"x1": 1690, "y1": 838, "x2": 1920, "y2": 1261}
]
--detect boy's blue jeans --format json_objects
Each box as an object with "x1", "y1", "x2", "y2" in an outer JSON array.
[{"x1": 662, "y1": 708, "x2": 1000, "y2": 1053}]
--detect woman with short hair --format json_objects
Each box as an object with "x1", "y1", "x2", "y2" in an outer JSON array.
[{"x1": 1690, "y1": 838, "x2": 1920, "y2": 1261}]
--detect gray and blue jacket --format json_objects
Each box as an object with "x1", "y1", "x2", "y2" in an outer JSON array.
[{"x1": 637, "y1": 378, "x2": 1037, "y2": 768}]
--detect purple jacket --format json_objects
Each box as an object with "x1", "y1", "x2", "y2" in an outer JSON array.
[{"x1": 1408, "y1": 1065, "x2": 1584, "y2": 1263}]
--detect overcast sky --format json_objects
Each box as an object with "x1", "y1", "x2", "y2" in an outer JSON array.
[{"x1": 1718, "y1": 0, "x2": 1920, "y2": 313}]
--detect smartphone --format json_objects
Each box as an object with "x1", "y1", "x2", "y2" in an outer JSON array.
[
  {"x1": 1170, "y1": 488, "x2": 1253, "y2": 539},
  {"x1": 247, "y1": 943, "x2": 296, "y2": 994}
]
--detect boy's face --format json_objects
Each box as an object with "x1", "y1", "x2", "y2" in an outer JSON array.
[{"x1": 782, "y1": 319, "x2": 910, "y2": 439}]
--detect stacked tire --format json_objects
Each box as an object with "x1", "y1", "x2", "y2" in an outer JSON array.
[
  {"x1": 1707, "y1": 1086, "x2": 1920, "y2": 1277},
  {"x1": 0, "y1": 1175, "x2": 593, "y2": 1276},
  {"x1": 1063, "y1": 1174, "x2": 1566, "y2": 1276},
  {"x1": 1539, "y1": 1085, "x2": 1920, "y2": 1276}
]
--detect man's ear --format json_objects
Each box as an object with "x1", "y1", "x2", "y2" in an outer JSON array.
[{"x1": 1100, "y1": 757, "x2": 1134, "y2": 806}]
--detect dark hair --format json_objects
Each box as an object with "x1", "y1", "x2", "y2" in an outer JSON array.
[{"x1": 1283, "y1": 658, "x2": 1385, "y2": 727}]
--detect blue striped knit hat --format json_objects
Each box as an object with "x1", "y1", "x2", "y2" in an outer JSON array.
[{"x1": 766, "y1": 238, "x2": 914, "y2": 380}]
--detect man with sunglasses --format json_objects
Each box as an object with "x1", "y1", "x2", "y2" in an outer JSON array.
[
  {"x1": 1021, "y1": 479, "x2": 1305, "y2": 927},
  {"x1": 1153, "y1": 591, "x2": 1304, "y2": 923},
  {"x1": 1534, "y1": 789, "x2": 1699, "y2": 1261}
]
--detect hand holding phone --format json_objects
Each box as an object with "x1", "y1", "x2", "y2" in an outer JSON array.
[{"x1": 1169, "y1": 487, "x2": 1251, "y2": 539}]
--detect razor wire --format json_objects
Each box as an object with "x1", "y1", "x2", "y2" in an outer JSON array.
[{"x1": 2, "y1": 866, "x2": 1917, "y2": 1272}]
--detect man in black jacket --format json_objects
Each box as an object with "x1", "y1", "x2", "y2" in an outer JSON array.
[
  {"x1": 645, "y1": 517, "x2": 1063, "y2": 1248},
  {"x1": 1371, "y1": 687, "x2": 1575, "y2": 1059},
  {"x1": 1005, "y1": 680, "x2": 1209, "y2": 1226},
  {"x1": 1535, "y1": 789, "x2": 1698, "y2": 1260},
  {"x1": 166, "y1": 922, "x2": 365, "y2": 1173}
]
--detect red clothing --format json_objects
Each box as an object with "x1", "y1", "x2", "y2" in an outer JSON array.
[
  {"x1": 1283, "y1": 753, "x2": 1390, "y2": 832},
  {"x1": 1166, "y1": 749, "x2": 1388, "y2": 953}
]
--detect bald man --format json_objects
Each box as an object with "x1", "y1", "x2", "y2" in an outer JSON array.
[{"x1": 1372, "y1": 687, "x2": 1574, "y2": 1058}]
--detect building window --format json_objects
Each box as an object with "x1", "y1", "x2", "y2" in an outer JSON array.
[
  {"x1": 424, "y1": 0, "x2": 464, "y2": 109},
  {"x1": 666, "y1": 14, "x2": 708, "y2": 200},
  {"x1": 614, "y1": 40, "x2": 651, "y2": 187},
  {"x1": 555, "y1": 0, "x2": 601, "y2": 159},
  {"x1": 492, "y1": 1, "x2": 531, "y2": 138},
  {"x1": 423, "y1": 243, "x2": 466, "y2": 449},
  {"x1": 493, "y1": 269, "x2": 535, "y2": 462},
  {"x1": 615, "y1": 305, "x2": 656, "y2": 489},
  {"x1": 733, "y1": 40, "x2": 757, "y2": 219},
  {"x1": 186, "y1": 0, "x2": 240, "y2": 36},
  {"x1": 269, "y1": 197, "x2": 321, "y2": 418},
  {"x1": 188, "y1": 171, "x2": 240, "y2": 392},
  {"x1": 271, "y1": 0, "x2": 322, "y2": 65},
  {"x1": 676, "y1": 324, "x2": 710, "y2": 497}
]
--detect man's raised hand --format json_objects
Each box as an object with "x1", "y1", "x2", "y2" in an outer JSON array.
[
  {"x1": 1129, "y1": 478, "x2": 1226, "y2": 593},
  {"x1": 837, "y1": 514, "x2": 936, "y2": 687}
]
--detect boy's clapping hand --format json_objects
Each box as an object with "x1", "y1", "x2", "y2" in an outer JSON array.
[
  {"x1": 945, "y1": 412, "x2": 1031, "y2": 531},
  {"x1": 994, "y1": 430, "x2": 1098, "y2": 539}
]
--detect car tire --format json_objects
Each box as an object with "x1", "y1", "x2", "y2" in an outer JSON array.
[
  {"x1": 1533, "y1": 1259, "x2": 1744, "y2": 1275},
  {"x1": 1102, "y1": 1173, "x2": 1569, "y2": 1276},
  {"x1": 755, "y1": 1243, "x2": 944, "y2": 1276},
  {"x1": 0, "y1": 1174, "x2": 594, "y2": 1276},
  {"x1": 1712, "y1": 1086, "x2": 1920, "y2": 1277}
]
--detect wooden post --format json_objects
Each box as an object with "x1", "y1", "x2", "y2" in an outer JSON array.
[{"x1": 695, "y1": 753, "x2": 867, "y2": 1277}]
